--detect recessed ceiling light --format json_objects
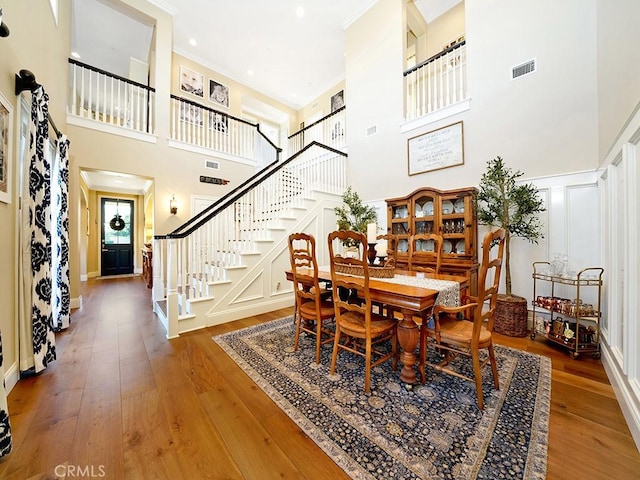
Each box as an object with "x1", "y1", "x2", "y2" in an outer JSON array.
[
  {"x1": 291, "y1": 93, "x2": 297, "y2": 98},
  {"x1": 247, "y1": 69, "x2": 254, "y2": 76},
  {"x1": 296, "y1": 6, "x2": 304, "y2": 18},
  {"x1": 189, "y1": 38, "x2": 197, "y2": 46},
  {"x1": 71, "y1": 51, "x2": 81, "y2": 59}
]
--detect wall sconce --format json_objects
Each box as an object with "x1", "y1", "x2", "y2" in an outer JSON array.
[{"x1": 169, "y1": 195, "x2": 178, "y2": 215}]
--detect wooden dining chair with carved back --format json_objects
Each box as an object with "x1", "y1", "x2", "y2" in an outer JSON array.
[
  {"x1": 288, "y1": 232, "x2": 335, "y2": 365},
  {"x1": 328, "y1": 230, "x2": 398, "y2": 393},
  {"x1": 420, "y1": 228, "x2": 506, "y2": 410},
  {"x1": 407, "y1": 233, "x2": 444, "y2": 371},
  {"x1": 372, "y1": 233, "x2": 398, "y2": 317}
]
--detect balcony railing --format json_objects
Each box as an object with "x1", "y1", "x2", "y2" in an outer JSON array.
[
  {"x1": 288, "y1": 106, "x2": 346, "y2": 155},
  {"x1": 404, "y1": 40, "x2": 467, "y2": 121},
  {"x1": 169, "y1": 95, "x2": 278, "y2": 163},
  {"x1": 67, "y1": 58, "x2": 155, "y2": 134}
]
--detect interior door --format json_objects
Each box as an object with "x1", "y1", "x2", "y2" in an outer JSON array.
[{"x1": 101, "y1": 198, "x2": 134, "y2": 276}]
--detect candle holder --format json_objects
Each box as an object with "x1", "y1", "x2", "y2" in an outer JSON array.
[{"x1": 367, "y1": 243, "x2": 377, "y2": 265}]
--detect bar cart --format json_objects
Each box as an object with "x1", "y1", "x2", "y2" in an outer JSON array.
[{"x1": 531, "y1": 261, "x2": 603, "y2": 359}]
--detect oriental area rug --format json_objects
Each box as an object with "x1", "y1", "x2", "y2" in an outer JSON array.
[{"x1": 213, "y1": 317, "x2": 550, "y2": 480}]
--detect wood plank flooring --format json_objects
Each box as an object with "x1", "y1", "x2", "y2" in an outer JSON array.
[{"x1": 0, "y1": 277, "x2": 638, "y2": 479}]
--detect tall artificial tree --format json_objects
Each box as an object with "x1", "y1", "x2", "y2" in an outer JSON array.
[{"x1": 476, "y1": 156, "x2": 545, "y2": 296}]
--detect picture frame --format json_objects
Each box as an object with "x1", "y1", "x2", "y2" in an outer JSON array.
[
  {"x1": 209, "y1": 79, "x2": 230, "y2": 108},
  {"x1": 331, "y1": 90, "x2": 344, "y2": 112},
  {"x1": 179, "y1": 66, "x2": 204, "y2": 98},
  {"x1": 0, "y1": 91, "x2": 13, "y2": 204},
  {"x1": 179, "y1": 102, "x2": 204, "y2": 125},
  {"x1": 407, "y1": 121, "x2": 464, "y2": 176},
  {"x1": 209, "y1": 111, "x2": 228, "y2": 134}
]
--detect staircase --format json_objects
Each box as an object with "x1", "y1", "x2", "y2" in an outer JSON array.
[{"x1": 152, "y1": 142, "x2": 347, "y2": 337}]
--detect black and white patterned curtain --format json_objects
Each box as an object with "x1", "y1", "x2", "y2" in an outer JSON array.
[
  {"x1": 23, "y1": 86, "x2": 56, "y2": 373},
  {"x1": 52, "y1": 135, "x2": 70, "y2": 330}
]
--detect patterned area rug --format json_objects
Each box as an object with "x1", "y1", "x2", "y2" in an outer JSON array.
[{"x1": 213, "y1": 317, "x2": 550, "y2": 480}]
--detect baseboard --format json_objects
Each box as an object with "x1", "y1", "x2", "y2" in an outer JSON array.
[
  {"x1": 70, "y1": 295, "x2": 83, "y2": 310},
  {"x1": 601, "y1": 344, "x2": 640, "y2": 452},
  {"x1": 80, "y1": 274, "x2": 88, "y2": 281},
  {"x1": 4, "y1": 361, "x2": 19, "y2": 394},
  {"x1": 88, "y1": 271, "x2": 99, "y2": 278}
]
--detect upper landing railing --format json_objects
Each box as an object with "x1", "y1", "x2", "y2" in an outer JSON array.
[{"x1": 404, "y1": 40, "x2": 468, "y2": 121}]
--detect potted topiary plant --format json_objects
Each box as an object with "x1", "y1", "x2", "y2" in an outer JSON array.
[
  {"x1": 475, "y1": 156, "x2": 545, "y2": 336},
  {"x1": 334, "y1": 186, "x2": 378, "y2": 250}
]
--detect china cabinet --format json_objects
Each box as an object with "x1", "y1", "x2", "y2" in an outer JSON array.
[
  {"x1": 531, "y1": 262, "x2": 603, "y2": 359},
  {"x1": 385, "y1": 187, "x2": 478, "y2": 292}
]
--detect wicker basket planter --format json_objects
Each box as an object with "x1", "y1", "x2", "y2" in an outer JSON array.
[
  {"x1": 334, "y1": 263, "x2": 395, "y2": 278},
  {"x1": 494, "y1": 294, "x2": 528, "y2": 337}
]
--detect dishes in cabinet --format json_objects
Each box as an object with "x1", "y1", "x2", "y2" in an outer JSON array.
[
  {"x1": 442, "y1": 200, "x2": 454, "y2": 214},
  {"x1": 424, "y1": 201, "x2": 434, "y2": 216},
  {"x1": 415, "y1": 239, "x2": 422, "y2": 250},
  {"x1": 415, "y1": 203, "x2": 424, "y2": 217},
  {"x1": 443, "y1": 240, "x2": 453, "y2": 253},
  {"x1": 423, "y1": 239, "x2": 434, "y2": 252},
  {"x1": 398, "y1": 239, "x2": 408, "y2": 252},
  {"x1": 455, "y1": 240, "x2": 465, "y2": 254},
  {"x1": 454, "y1": 199, "x2": 464, "y2": 213}
]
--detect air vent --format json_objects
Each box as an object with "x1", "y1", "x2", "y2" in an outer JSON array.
[
  {"x1": 366, "y1": 125, "x2": 377, "y2": 136},
  {"x1": 512, "y1": 59, "x2": 536, "y2": 79},
  {"x1": 205, "y1": 159, "x2": 219, "y2": 170}
]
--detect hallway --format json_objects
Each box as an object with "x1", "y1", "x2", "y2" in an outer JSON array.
[{"x1": 0, "y1": 277, "x2": 638, "y2": 479}]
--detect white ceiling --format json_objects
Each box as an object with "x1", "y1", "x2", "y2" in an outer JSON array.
[
  {"x1": 71, "y1": 0, "x2": 455, "y2": 194},
  {"x1": 80, "y1": 169, "x2": 153, "y2": 195}
]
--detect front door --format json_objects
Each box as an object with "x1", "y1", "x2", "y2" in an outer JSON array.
[{"x1": 101, "y1": 198, "x2": 134, "y2": 276}]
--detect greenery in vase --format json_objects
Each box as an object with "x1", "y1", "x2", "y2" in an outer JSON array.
[
  {"x1": 475, "y1": 156, "x2": 545, "y2": 297},
  {"x1": 334, "y1": 186, "x2": 378, "y2": 247}
]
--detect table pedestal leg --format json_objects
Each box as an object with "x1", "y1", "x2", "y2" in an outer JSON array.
[{"x1": 397, "y1": 310, "x2": 420, "y2": 385}]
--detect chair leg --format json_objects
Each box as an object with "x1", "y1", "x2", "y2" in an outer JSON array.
[
  {"x1": 471, "y1": 350, "x2": 484, "y2": 410},
  {"x1": 418, "y1": 323, "x2": 427, "y2": 383},
  {"x1": 365, "y1": 338, "x2": 372, "y2": 393},
  {"x1": 330, "y1": 327, "x2": 341, "y2": 376},
  {"x1": 293, "y1": 310, "x2": 302, "y2": 352},
  {"x1": 488, "y1": 343, "x2": 500, "y2": 390},
  {"x1": 315, "y1": 318, "x2": 322, "y2": 364}
]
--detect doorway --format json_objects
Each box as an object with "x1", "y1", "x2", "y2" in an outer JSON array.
[{"x1": 101, "y1": 198, "x2": 134, "y2": 276}]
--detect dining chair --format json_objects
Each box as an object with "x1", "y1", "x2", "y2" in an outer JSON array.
[
  {"x1": 328, "y1": 230, "x2": 398, "y2": 393},
  {"x1": 419, "y1": 228, "x2": 506, "y2": 410},
  {"x1": 407, "y1": 233, "x2": 443, "y2": 274},
  {"x1": 288, "y1": 233, "x2": 335, "y2": 364}
]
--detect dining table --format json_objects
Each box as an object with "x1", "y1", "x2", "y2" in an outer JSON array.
[{"x1": 285, "y1": 267, "x2": 469, "y2": 386}]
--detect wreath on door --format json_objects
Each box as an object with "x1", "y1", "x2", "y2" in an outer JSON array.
[{"x1": 109, "y1": 214, "x2": 125, "y2": 231}]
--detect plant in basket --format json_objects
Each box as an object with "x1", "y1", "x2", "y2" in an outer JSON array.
[
  {"x1": 334, "y1": 186, "x2": 378, "y2": 248},
  {"x1": 475, "y1": 156, "x2": 545, "y2": 336}
]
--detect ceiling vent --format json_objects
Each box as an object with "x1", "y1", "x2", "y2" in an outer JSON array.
[
  {"x1": 205, "y1": 159, "x2": 219, "y2": 170},
  {"x1": 366, "y1": 125, "x2": 377, "y2": 137},
  {"x1": 512, "y1": 59, "x2": 536, "y2": 80}
]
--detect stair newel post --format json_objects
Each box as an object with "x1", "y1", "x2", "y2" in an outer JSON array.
[
  {"x1": 166, "y1": 237, "x2": 180, "y2": 339},
  {"x1": 152, "y1": 237, "x2": 164, "y2": 304}
]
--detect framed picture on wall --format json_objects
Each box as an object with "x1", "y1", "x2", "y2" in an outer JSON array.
[
  {"x1": 179, "y1": 66, "x2": 204, "y2": 98},
  {"x1": 407, "y1": 121, "x2": 464, "y2": 176},
  {"x1": 0, "y1": 91, "x2": 13, "y2": 204},
  {"x1": 209, "y1": 79, "x2": 230, "y2": 108},
  {"x1": 331, "y1": 90, "x2": 344, "y2": 112}
]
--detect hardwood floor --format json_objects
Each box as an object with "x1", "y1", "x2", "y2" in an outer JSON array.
[{"x1": 0, "y1": 277, "x2": 638, "y2": 479}]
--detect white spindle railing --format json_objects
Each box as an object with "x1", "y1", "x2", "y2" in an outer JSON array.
[
  {"x1": 170, "y1": 95, "x2": 278, "y2": 163},
  {"x1": 155, "y1": 143, "x2": 347, "y2": 335},
  {"x1": 67, "y1": 58, "x2": 155, "y2": 134},
  {"x1": 404, "y1": 41, "x2": 467, "y2": 121},
  {"x1": 288, "y1": 106, "x2": 346, "y2": 155}
]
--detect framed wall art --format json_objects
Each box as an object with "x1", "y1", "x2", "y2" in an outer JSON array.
[
  {"x1": 407, "y1": 121, "x2": 464, "y2": 176},
  {"x1": 179, "y1": 66, "x2": 204, "y2": 98},
  {"x1": 331, "y1": 90, "x2": 344, "y2": 112},
  {"x1": 0, "y1": 91, "x2": 13, "y2": 204},
  {"x1": 209, "y1": 79, "x2": 229, "y2": 108}
]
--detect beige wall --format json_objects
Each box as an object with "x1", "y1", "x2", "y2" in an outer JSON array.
[
  {"x1": 0, "y1": 0, "x2": 71, "y2": 384},
  {"x1": 425, "y1": 1, "x2": 465, "y2": 58},
  {"x1": 172, "y1": 53, "x2": 300, "y2": 134},
  {"x1": 298, "y1": 80, "x2": 346, "y2": 126},
  {"x1": 596, "y1": 0, "x2": 640, "y2": 162}
]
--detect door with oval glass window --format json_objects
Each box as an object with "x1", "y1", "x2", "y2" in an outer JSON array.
[{"x1": 101, "y1": 198, "x2": 134, "y2": 276}]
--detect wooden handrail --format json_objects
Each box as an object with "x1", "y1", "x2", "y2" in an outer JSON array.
[
  {"x1": 403, "y1": 40, "x2": 466, "y2": 77},
  {"x1": 68, "y1": 57, "x2": 156, "y2": 92},
  {"x1": 288, "y1": 106, "x2": 345, "y2": 139}
]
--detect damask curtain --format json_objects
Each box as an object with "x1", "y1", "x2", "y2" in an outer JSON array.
[
  {"x1": 52, "y1": 135, "x2": 70, "y2": 330},
  {"x1": 18, "y1": 86, "x2": 57, "y2": 374},
  {"x1": 0, "y1": 331, "x2": 12, "y2": 458}
]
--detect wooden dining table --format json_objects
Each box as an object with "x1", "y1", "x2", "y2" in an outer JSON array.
[{"x1": 285, "y1": 268, "x2": 469, "y2": 385}]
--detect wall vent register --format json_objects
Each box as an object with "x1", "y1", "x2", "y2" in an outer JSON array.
[{"x1": 512, "y1": 59, "x2": 536, "y2": 79}]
